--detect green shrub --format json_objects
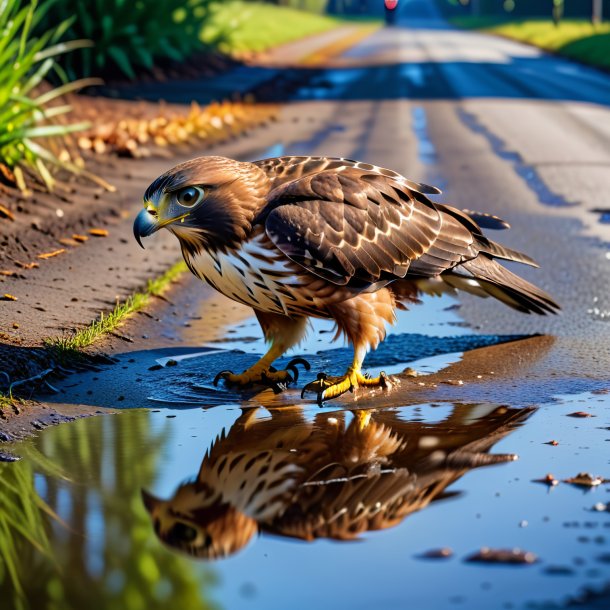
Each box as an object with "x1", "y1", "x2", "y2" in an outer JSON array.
[{"x1": 36, "y1": 0, "x2": 218, "y2": 80}]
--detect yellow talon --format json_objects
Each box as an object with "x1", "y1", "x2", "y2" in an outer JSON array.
[
  {"x1": 214, "y1": 358, "x2": 310, "y2": 392},
  {"x1": 302, "y1": 367, "x2": 391, "y2": 405}
]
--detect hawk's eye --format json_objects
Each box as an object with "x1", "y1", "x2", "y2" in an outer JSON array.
[
  {"x1": 167, "y1": 522, "x2": 198, "y2": 544},
  {"x1": 175, "y1": 186, "x2": 204, "y2": 207}
]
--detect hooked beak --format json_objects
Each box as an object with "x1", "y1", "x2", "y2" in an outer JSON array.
[{"x1": 133, "y1": 208, "x2": 159, "y2": 249}]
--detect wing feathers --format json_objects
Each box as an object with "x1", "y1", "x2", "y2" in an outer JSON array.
[{"x1": 257, "y1": 158, "x2": 557, "y2": 314}]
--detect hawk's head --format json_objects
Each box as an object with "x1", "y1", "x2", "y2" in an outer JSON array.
[
  {"x1": 134, "y1": 156, "x2": 268, "y2": 254},
  {"x1": 141, "y1": 483, "x2": 258, "y2": 560}
]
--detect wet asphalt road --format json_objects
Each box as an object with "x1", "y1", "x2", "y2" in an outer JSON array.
[{"x1": 254, "y1": 0, "x2": 610, "y2": 383}]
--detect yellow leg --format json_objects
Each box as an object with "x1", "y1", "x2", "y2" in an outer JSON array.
[
  {"x1": 213, "y1": 313, "x2": 310, "y2": 392},
  {"x1": 302, "y1": 350, "x2": 391, "y2": 405}
]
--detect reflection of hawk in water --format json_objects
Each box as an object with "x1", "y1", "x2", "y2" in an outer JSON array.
[
  {"x1": 142, "y1": 405, "x2": 529, "y2": 560},
  {"x1": 134, "y1": 156, "x2": 558, "y2": 402}
]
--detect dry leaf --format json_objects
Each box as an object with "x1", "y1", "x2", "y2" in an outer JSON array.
[
  {"x1": 0, "y1": 270, "x2": 15, "y2": 277},
  {"x1": 89, "y1": 228, "x2": 109, "y2": 237},
  {"x1": 567, "y1": 411, "x2": 594, "y2": 418},
  {"x1": 2, "y1": 294, "x2": 17, "y2": 301},
  {"x1": 72, "y1": 234, "x2": 88, "y2": 242},
  {"x1": 15, "y1": 261, "x2": 39, "y2": 269},
  {"x1": 59, "y1": 238, "x2": 79, "y2": 247},
  {"x1": 0, "y1": 204, "x2": 15, "y2": 221},
  {"x1": 37, "y1": 249, "x2": 65, "y2": 260}
]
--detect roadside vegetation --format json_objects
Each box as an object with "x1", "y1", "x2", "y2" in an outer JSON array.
[
  {"x1": 0, "y1": 0, "x2": 104, "y2": 192},
  {"x1": 46, "y1": 261, "x2": 188, "y2": 358},
  {"x1": 201, "y1": 1, "x2": 349, "y2": 54},
  {"x1": 453, "y1": 17, "x2": 610, "y2": 71}
]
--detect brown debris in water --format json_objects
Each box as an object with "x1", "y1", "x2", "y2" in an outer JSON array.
[
  {"x1": 419, "y1": 548, "x2": 453, "y2": 559},
  {"x1": 564, "y1": 472, "x2": 608, "y2": 487},
  {"x1": 567, "y1": 411, "x2": 595, "y2": 418},
  {"x1": 544, "y1": 440, "x2": 559, "y2": 446},
  {"x1": 533, "y1": 473, "x2": 559, "y2": 486},
  {"x1": 466, "y1": 547, "x2": 538, "y2": 565}
]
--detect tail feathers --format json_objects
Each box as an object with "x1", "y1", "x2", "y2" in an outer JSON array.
[
  {"x1": 453, "y1": 257, "x2": 560, "y2": 315},
  {"x1": 479, "y1": 240, "x2": 539, "y2": 268}
]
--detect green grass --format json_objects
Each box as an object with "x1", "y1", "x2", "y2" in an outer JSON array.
[
  {"x1": 453, "y1": 17, "x2": 610, "y2": 71},
  {"x1": 201, "y1": 1, "x2": 350, "y2": 54},
  {"x1": 0, "y1": 0, "x2": 105, "y2": 192},
  {"x1": 46, "y1": 260, "x2": 187, "y2": 356}
]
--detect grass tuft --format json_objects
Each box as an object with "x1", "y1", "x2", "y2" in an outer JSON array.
[{"x1": 46, "y1": 261, "x2": 187, "y2": 357}]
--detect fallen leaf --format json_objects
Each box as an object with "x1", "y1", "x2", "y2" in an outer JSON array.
[
  {"x1": 12, "y1": 322, "x2": 19, "y2": 329},
  {"x1": 0, "y1": 270, "x2": 15, "y2": 277},
  {"x1": 2, "y1": 294, "x2": 17, "y2": 301},
  {"x1": 0, "y1": 163, "x2": 16, "y2": 185},
  {"x1": 88, "y1": 228, "x2": 108, "y2": 237},
  {"x1": 564, "y1": 472, "x2": 608, "y2": 487},
  {"x1": 58, "y1": 238, "x2": 79, "y2": 247},
  {"x1": 14, "y1": 261, "x2": 39, "y2": 269},
  {"x1": 465, "y1": 547, "x2": 538, "y2": 565},
  {"x1": 0, "y1": 204, "x2": 15, "y2": 221},
  {"x1": 72, "y1": 234, "x2": 88, "y2": 242},
  {"x1": 544, "y1": 440, "x2": 559, "y2": 446},
  {"x1": 37, "y1": 249, "x2": 65, "y2": 260},
  {"x1": 567, "y1": 411, "x2": 595, "y2": 418}
]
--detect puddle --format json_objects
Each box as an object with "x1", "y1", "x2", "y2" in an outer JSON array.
[
  {"x1": 2, "y1": 389, "x2": 610, "y2": 610},
  {"x1": 457, "y1": 108, "x2": 577, "y2": 208}
]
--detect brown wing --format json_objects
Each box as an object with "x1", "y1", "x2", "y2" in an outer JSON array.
[
  {"x1": 260, "y1": 166, "x2": 480, "y2": 287},
  {"x1": 254, "y1": 155, "x2": 441, "y2": 195}
]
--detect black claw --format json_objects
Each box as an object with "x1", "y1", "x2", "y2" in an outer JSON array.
[
  {"x1": 287, "y1": 357, "x2": 311, "y2": 371},
  {"x1": 287, "y1": 364, "x2": 300, "y2": 382},
  {"x1": 213, "y1": 370, "x2": 233, "y2": 387}
]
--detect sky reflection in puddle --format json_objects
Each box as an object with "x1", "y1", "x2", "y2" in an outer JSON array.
[{"x1": 3, "y1": 388, "x2": 610, "y2": 610}]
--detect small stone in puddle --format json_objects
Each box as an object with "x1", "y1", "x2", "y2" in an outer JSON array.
[
  {"x1": 465, "y1": 547, "x2": 538, "y2": 565},
  {"x1": 418, "y1": 548, "x2": 453, "y2": 559},
  {"x1": 567, "y1": 411, "x2": 595, "y2": 418},
  {"x1": 166, "y1": 359, "x2": 178, "y2": 367},
  {"x1": 148, "y1": 364, "x2": 162, "y2": 371},
  {"x1": 533, "y1": 473, "x2": 559, "y2": 486},
  {"x1": 592, "y1": 503, "x2": 609, "y2": 512},
  {"x1": 564, "y1": 473, "x2": 608, "y2": 487},
  {"x1": 544, "y1": 440, "x2": 559, "y2": 446}
]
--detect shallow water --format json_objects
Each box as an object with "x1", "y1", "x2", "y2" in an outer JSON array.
[
  {"x1": 2, "y1": 288, "x2": 610, "y2": 610},
  {"x1": 3, "y1": 387, "x2": 610, "y2": 610}
]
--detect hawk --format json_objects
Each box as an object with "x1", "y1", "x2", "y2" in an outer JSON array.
[
  {"x1": 134, "y1": 155, "x2": 558, "y2": 403},
  {"x1": 141, "y1": 405, "x2": 526, "y2": 559}
]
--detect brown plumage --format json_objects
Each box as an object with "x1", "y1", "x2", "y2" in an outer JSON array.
[
  {"x1": 134, "y1": 155, "x2": 559, "y2": 402},
  {"x1": 141, "y1": 405, "x2": 529, "y2": 559}
]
